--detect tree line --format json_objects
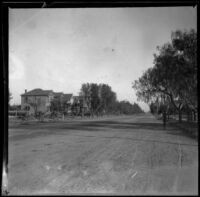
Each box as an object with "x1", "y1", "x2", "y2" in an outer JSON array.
[
  {"x1": 8, "y1": 83, "x2": 144, "y2": 117},
  {"x1": 132, "y1": 29, "x2": 197, "y2": 123},
  {"x1": 79, "y1": 83, "x2": 144, "y2": 116}
]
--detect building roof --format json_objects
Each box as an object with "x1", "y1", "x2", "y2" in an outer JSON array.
[
  {"x1": 21, "y1": 89, "x2": 73, "y2": 100},
  {"x1": 21, "y1": 89, "x2": 53, "y2": 96},
  {"x1": 63, "y1": 94, "x2": 73, "y2": 102},
  {"x1": 54, "y1": 92, "x2": 64, "y2": 97}
]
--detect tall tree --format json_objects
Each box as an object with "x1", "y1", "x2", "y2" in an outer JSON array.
[
  {"x1": 133, "y1": 29, "x2": 197, "y2": 122},
  {"x1": 80, "y1": 83, "x2": 118, "y2": 115},
  {"x1": 172, "y1": 29, "x2": 197, "y2": 120},
  {"x1": 99, "y1": 84, "x2": 117, "y2": 114},
  {"x1": 90, "y1": 83, "x2": 101, "y2": 114},
  {"x1": 80, "y1": 83, "x2": 91, "y2": 111}
]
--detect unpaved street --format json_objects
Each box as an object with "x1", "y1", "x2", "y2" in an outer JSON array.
[{"x1": 8, "y1": 113, "x2": 198, "y2": 195}]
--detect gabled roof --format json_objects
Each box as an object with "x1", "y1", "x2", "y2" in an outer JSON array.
[
  {"x1": 21, "y1": 89, "x2": 73, "y2": 101},
  {"x1": 21, "y1": 89, "x2": 53, "y2": 96}
]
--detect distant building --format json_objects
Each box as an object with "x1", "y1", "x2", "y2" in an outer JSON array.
[
  {"x1": 21, "y1": 89, "x2": 73, "y2": 114},
  {"x1": 53, "y1": 92, "x2": 74, "y2": 108},
  {"x1": 72, "y1": 95, "x2": 90, "y2": 115}
]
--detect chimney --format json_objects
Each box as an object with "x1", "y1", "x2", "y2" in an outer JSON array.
[{"x1": 25, "y1": 89, "x2": 27, "y2": 93}]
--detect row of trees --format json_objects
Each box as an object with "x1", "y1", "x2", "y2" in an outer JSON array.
[
  {"x1": 79, "y1": 83, "x2": 144, "y2": 116},
  {"x1": 133, "y1": 29, "x2": 197, "y2": 122}
]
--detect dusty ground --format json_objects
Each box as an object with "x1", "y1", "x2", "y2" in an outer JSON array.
[{"x1": 8, "y1": 113, "x2": 198, "y2": 195}]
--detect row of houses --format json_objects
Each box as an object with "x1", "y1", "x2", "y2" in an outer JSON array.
[{"x1": 21, "y1": 88, "x2": 89, "y2": 115}]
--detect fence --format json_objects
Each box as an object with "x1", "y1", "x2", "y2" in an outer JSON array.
[{"x1": 9, "y1": 110, "x2": 28, "y2": 117}]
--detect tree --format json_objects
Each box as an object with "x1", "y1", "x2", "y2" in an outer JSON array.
[
  {"x1": 80, "y1": 83, "x2": 143, "y2": 116},
  {"x1": 149, "y1": 102, "x2": 157, "y2": 114},
  {"x1": 80, "y1": 83, "x2": 119, "y2": 116},
  {"x1": 132, "y1": 102, "x2": 144, "y2": 114},
  {"x1": 133, "y1": 29, "x2": 197, "y2": 123},
  {"x1": 80, "y1": 83, "x2": 91, "y2": 110},
  {"x1": 90, "y1": 83, "x2": 101, "y2": 115},
  {"x1": 50, "y1": 97, "x2": 62, "y2": 112},
  {"x1": 116, "y1": 101, "x2": 143, "y2": 115},
  {"x1": 172, "y1": 29, "x2": 197, "y2": 121},
  {"x1": 99, "y1": 84, "x2": 117, "y2": 114}
]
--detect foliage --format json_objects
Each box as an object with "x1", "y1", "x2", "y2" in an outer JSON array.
[
  {"x1": 50, "y1": 97, "x2": 62, "y2": 112},
  {"x1": 80, "y1": 83, "x2": 117, "y2": 115},
  {"x1": 132, "y1": 29, "x2": 197, "y2": 122},
  {"x1": 117, "y1": 101, "x2": 144, "y2": 114},
  {"x1": 80, "y1": 83, "x2": 143, "y2": 115},
  {"x1": 79, "y1": 83, "x2": 91, "y2": 109},
  {"x1": 171, "y1": 29, "x2": 197, "y2": 112},
  {"x1": 98, "y1": 84, "x2": 117, "y2": 114},
  {"x1": 90, "y1": 83, "x2": 101, "y2": 113}
]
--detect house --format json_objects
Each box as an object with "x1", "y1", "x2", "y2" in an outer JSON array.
[
  {"x1": 71, "y1": 95, "x2": 90, "y2": 115},
  {"x1": 63, "y1": 94, "x2": 74, "y2": 105},
  {"x1": 62, "y1": 93, "x2": 74, "y2": 113},
  {"x1": 21, "y1": 89, "x2": 73, "y2": 114},
  {"x1": 51, "y1": 92, "x2": 73, "y2": 106},
  {"x1": 21, "y1": 89, "x2": 54, "y2": 114}
]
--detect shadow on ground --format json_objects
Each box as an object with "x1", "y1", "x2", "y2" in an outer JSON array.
[
  {"x1": 10, "y1": 120, "x2": 172, "y2": 131},
  {"x1": 167, "y1": 122, "x2": 198, "y2": 140},
  {"x1": 9, "y1": 119, "x2": 197, "y2": 145}
]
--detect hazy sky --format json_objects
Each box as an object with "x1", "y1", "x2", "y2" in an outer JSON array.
[{"x1": 9, "y1": 7, "x2": 196, "y2": 111}]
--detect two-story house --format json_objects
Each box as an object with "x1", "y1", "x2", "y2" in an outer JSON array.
[
  {"x1": 21, "y1": 89, "x2": 73, "y2": 114},
  {"x1": 21, "y1": 89, "x2": 54, "y2": 114}
]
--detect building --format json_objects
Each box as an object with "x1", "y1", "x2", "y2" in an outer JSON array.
[
  {"x1": 53, "y1": 92, "x2": 73, "y2": 111},
  {"x1": 60, "y1": 93, "x2": 74, "y2": 113},
  {"x1": 71, "y1": 95, "x2": 90, "y2": 115},
  {"x1": 21, "y1": 89, "x2": 73, "y2": 114}
]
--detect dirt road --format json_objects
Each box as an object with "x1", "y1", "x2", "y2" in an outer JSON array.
[{"x1": 8, "y1": 113, "x2": 198, "y2": 195}]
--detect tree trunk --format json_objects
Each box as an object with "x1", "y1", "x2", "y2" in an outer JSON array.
[{"x1": 178, "y1": 110, "x2": 182, "y2": 123}]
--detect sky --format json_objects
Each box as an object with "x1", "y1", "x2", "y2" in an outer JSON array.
[{"x1": 9, "y1": 7, "x2": 197, "y2": 112}]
